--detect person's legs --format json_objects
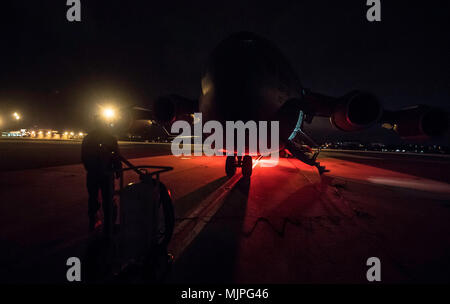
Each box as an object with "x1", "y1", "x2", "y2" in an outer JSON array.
[
  {"x1": 87, "y1": 173, "x2": 100, "y2": 231},
  {"x1": 100, "y1": 174, "x2": 115, "y2": 238}
]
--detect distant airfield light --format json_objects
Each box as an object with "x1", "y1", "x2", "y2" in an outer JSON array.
[{"x1": 13, "y1": 112, "x2": 21, "y2": 120}]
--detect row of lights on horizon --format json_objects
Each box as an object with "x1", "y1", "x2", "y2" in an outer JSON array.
[
  {"x1": 28, "y1": 130, "x2": 85, "y2": 138},
  {"x1": 1, "y1": 106, "x2": 117, "y2": 131},
  {"x1": 0, "y1": 112, "x2": 85, "y2": 137}
]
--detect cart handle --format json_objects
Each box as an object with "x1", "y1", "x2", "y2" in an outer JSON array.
[
  {"x1": 120, "y1": 165, "x2": 173, "y2": 176},
  {"x1": 116, "y1": 153, "x2": 173, "y2": 176}
]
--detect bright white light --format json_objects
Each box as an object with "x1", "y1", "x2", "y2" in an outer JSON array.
[{"x1": 102, "y1": 108, "x2": 116, "y2": 120}]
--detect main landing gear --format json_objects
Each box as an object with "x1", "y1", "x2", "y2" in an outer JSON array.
[{"x1": 225, "y1": 155, "x2": 253, "y2": 178}]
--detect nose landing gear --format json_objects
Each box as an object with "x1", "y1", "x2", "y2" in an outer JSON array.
[{"x1": 225, "y1": 155, "x2": 253, "y2": 178}]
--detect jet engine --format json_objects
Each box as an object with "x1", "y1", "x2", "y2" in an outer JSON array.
[
  {"x1": 305, "y1": 90, "x2": 383, "y2": 131},
  {"x1": 382, "y1": 106, "x2": 449, "y2": 139},
  {"x1": 153, "y1": 94, "x2": 198, "y2": 124}
]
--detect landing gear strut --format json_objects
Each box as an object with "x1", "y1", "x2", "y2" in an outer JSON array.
[{"x1": 225, "y1": 155, "x2": 253, "y2": 178}]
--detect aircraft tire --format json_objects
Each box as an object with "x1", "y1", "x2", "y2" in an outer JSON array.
[
  {"x1": 242, "y1": 155, "x2": 252, "y2": 178},
  {"x1": 225, "y1": 156, "x2": 236, "y2": 177}
]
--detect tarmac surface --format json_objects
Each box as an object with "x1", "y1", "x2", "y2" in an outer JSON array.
[
  {"x1": 0, "y1": 138, "x2": 172, "y2": 171},
  {"x1": 0, "y1": 138, "x2": 449, "y2": 283}
]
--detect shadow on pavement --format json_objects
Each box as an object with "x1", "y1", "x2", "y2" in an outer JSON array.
[
  {"x1": 168, "y1": 177, "x2": 251, "y2": 283},
  {"x1": 174, "y1": 176, "x2": 229, "y2": 218}
]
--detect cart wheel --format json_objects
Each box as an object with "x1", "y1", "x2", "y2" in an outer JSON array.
[{"x1": 157, "y1": 182, "x2": 175, "y2": 248}]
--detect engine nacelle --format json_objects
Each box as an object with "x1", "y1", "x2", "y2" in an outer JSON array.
[
  {"x1": 330, "y1": 91, "x2": 383, "y2": 132},
  {"x1": 304, "y1": 90, "x2": 383, "y2": 132},
  {"x1": 153, "y1": 94, "x2": 198, "y2": 124},
  {"x1": 382, "y1": 106, "x2": 449, "y2": 139}
]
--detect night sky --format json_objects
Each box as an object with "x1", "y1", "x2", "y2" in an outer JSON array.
[{"x1": 1, "y1": 1, "x2": 449, "y2": 144}]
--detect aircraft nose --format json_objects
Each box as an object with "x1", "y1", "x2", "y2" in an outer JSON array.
[
  {"x1": 200, "y1": 32, "x2": 302, "y2": 122},
  {"x1": 204, "y1": 36, "x2": 268, "y2": 121}
]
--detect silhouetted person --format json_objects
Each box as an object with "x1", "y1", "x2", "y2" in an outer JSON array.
[{"x1": 81, "y1": 116, "x2": 122, "y2": 237}]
